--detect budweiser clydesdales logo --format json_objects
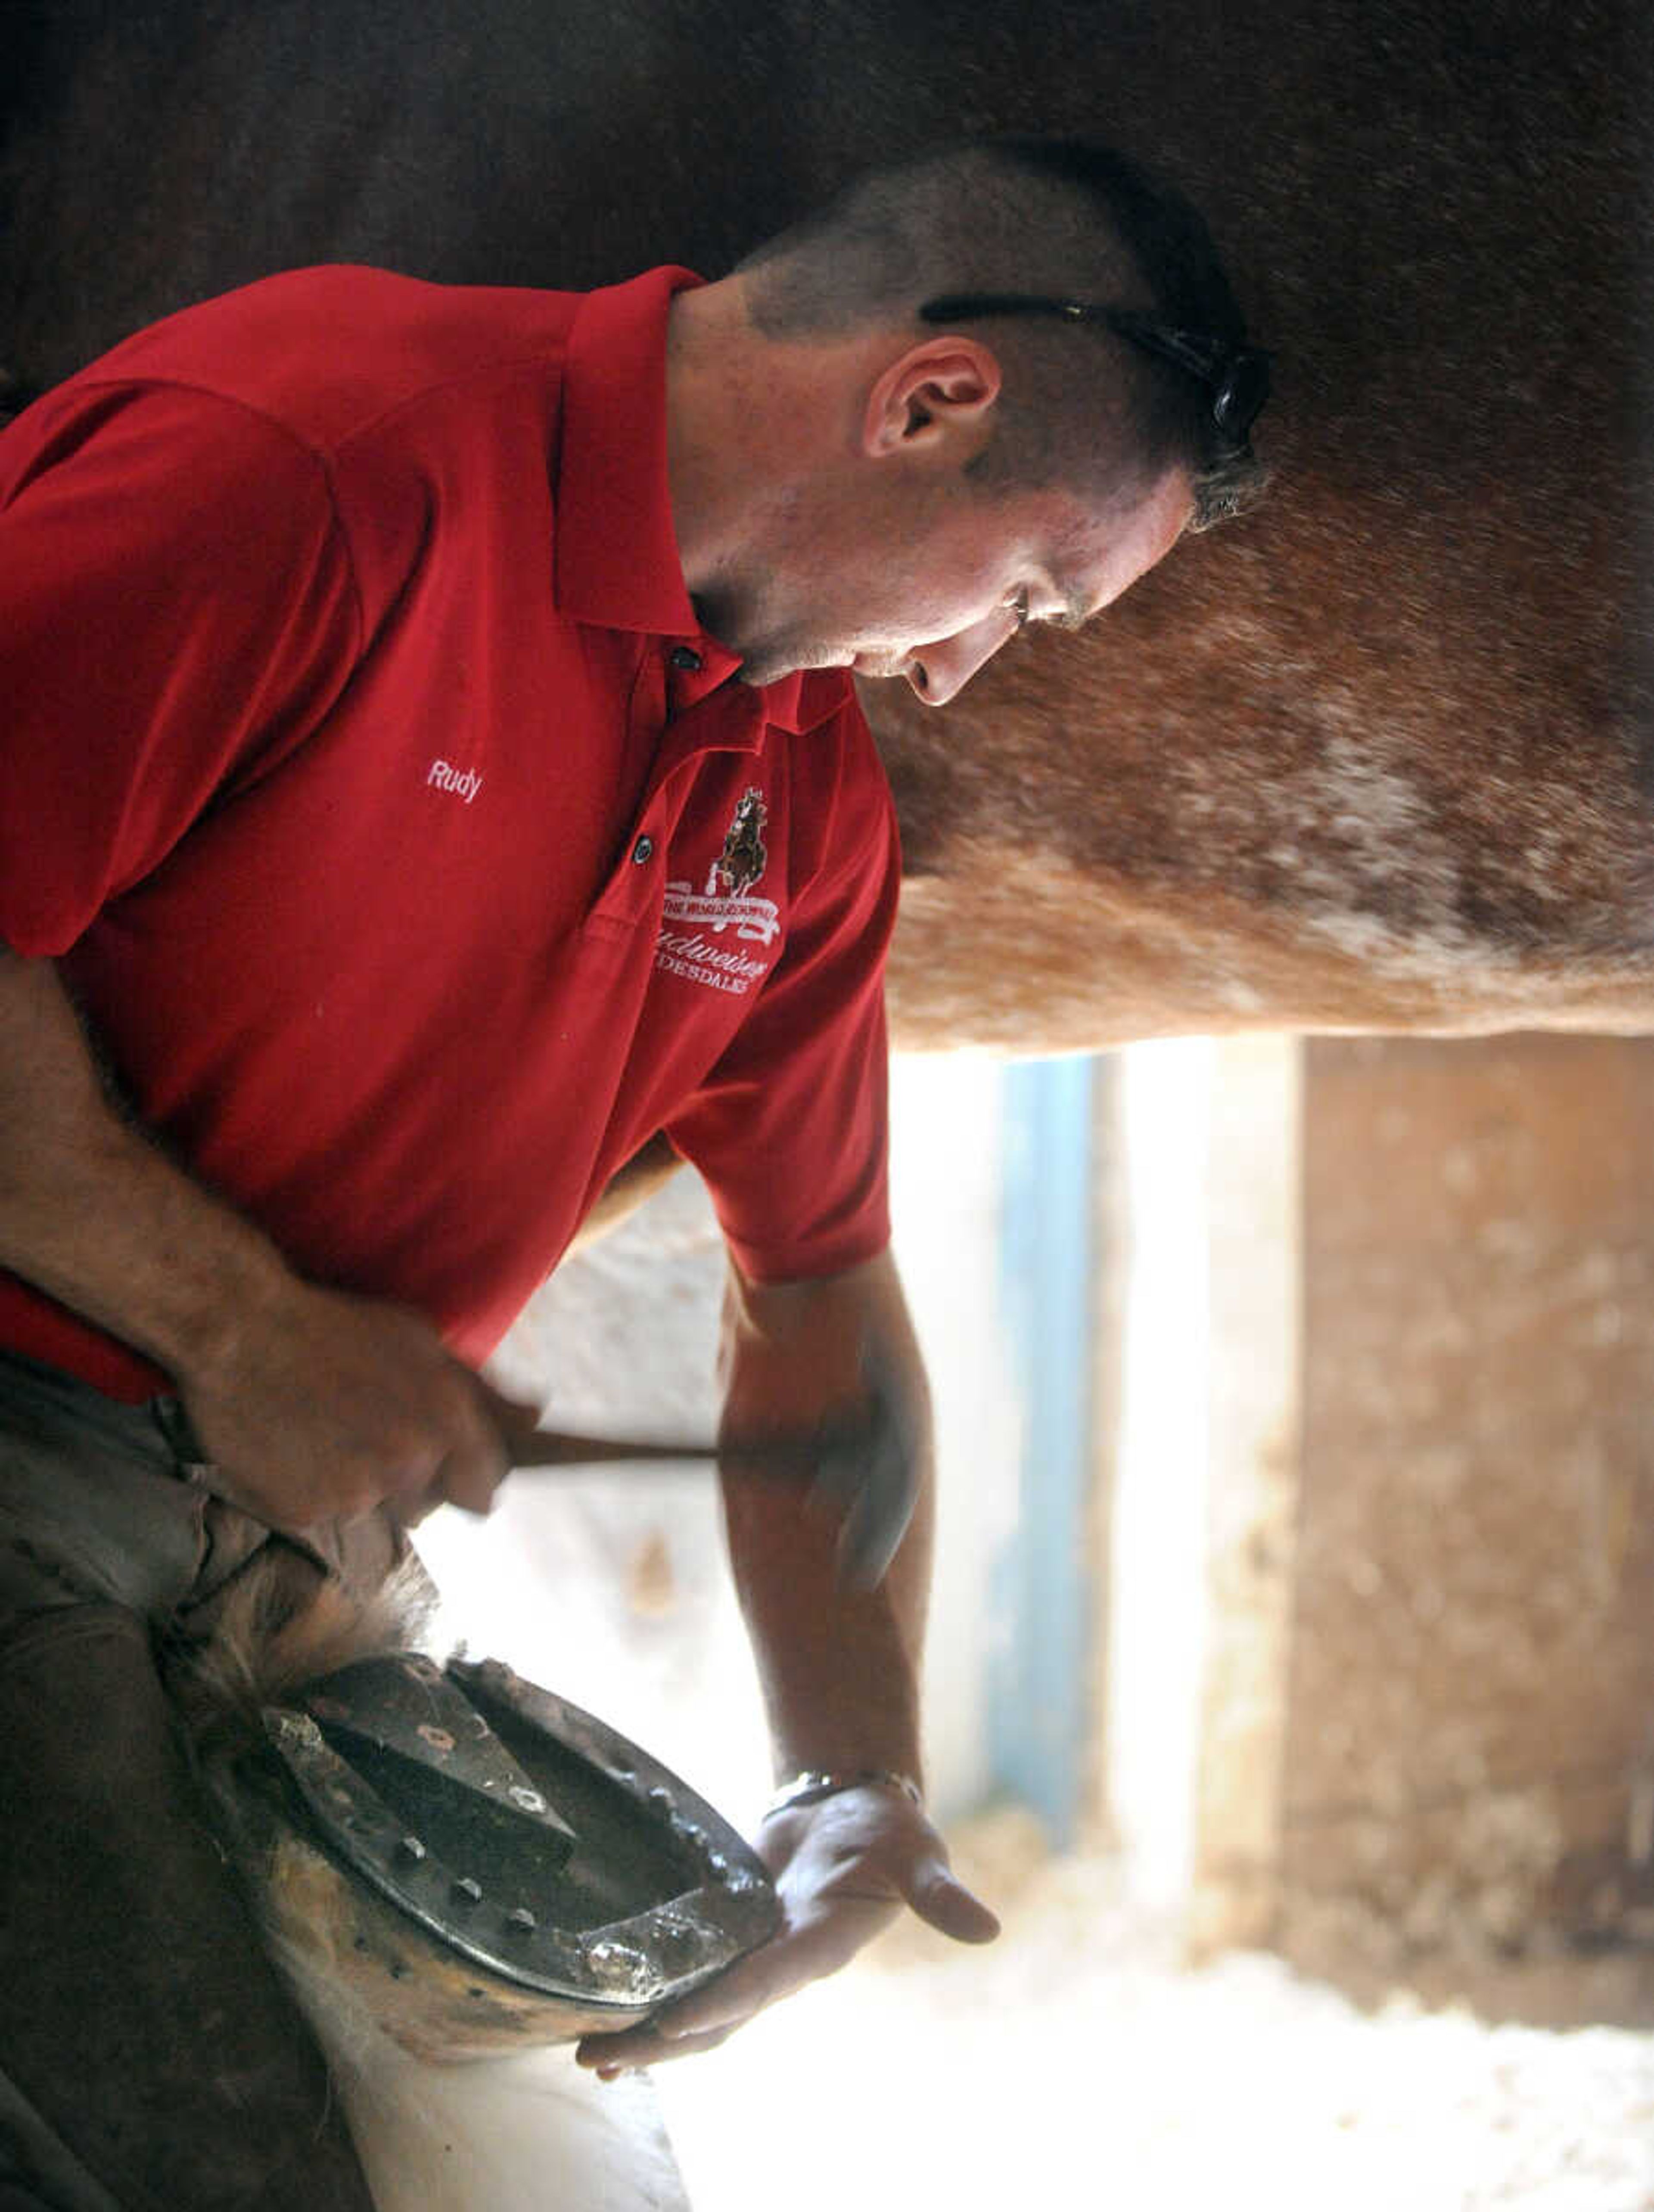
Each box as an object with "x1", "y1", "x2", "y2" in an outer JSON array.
[{"x1": 654, "y1": 788, "x2": 782, "y2": 996}]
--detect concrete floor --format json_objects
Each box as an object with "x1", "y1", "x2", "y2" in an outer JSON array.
[{"x1": 657, "y1": 1804, "x2": 1654, "y2": 2212}]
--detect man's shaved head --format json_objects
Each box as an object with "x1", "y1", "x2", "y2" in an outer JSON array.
[{"x1": 737, "y1": 137, "x2": 1265, "y2": 530}]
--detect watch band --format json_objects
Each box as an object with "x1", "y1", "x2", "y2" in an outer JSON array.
[{"x1": 762, "y1": 1768, "x2": 924, "y2": 1821}]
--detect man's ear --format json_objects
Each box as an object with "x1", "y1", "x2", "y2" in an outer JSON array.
[{"x1": 861, "y1": 337, "x2": 1002, "y2": 459}]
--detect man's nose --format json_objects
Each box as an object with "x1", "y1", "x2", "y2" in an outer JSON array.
[{"x1": 905, "y1": 606, "x2": 1020, "y2": 707}]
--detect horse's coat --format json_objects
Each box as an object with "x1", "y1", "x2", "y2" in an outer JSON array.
[{"x1": 2, "y1": 1, "x2": 1649, "y2": 1052}]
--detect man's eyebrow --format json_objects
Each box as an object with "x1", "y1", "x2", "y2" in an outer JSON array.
[{"x1": 1052, "y1": 586, "x2": 1092, "y2": 633}]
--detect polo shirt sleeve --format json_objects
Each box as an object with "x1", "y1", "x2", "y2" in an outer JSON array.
[
  {"x1": 664, "y1": 698, "x2": 901, "y2": 1284},
  {"x1": 0, "y1": 380, "x2": 360, "y2": 956}
]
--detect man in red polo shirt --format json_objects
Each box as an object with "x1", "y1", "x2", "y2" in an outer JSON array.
[{"x1": 0, "y1": 137, "x2": 1260, "y2": 2204}]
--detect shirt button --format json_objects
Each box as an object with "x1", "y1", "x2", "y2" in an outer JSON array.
[
  {"x1": 631, "y1": 835, "x2": 655, "y2": 865},
  {"x1": 668, "y1": 645, "x2": 703, "y2": 672}
]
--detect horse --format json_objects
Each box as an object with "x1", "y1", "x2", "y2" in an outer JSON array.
[{"x1": 5, "y1": 0, "x2": 1649, "y2": 1053}]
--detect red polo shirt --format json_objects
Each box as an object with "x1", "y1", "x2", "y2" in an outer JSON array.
[{"x1": 0, "y1": 266, "x2": 898, "y2": 1400}]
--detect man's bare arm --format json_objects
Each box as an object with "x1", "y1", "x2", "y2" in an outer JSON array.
[
  {"x1": 717, "y1": 1250, "x2": 933, "y2": 1774},
  {"x1": 0, "y1": 947, "x2": 512, "y2": 1525},
  {"x1": 577, "y1": 1248, "x2": 998, "y2": 2074}
]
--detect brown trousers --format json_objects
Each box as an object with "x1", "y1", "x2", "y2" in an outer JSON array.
[{"x1": 0, "y1": 1353, "x2": 385, "y2": 2212}]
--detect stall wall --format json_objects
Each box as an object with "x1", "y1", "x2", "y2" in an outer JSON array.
[{"x1": 1278, "y1": 1033, "x2": 1654, "y2": 1989}]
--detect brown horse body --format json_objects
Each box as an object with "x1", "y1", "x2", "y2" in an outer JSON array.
[{"x1": 3, "y1": 0, "x2": 1650, "y2": 1049}]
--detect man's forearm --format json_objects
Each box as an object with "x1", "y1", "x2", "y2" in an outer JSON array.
[
  {"x1": 583, "y1": 1257, "x2": 993, "y2": 2083},
  {"x1": 0, "y1": 947, "x2": 513, "y2": 1526},
  {"x1": 717, "y1": 1249, "x2": 933, "y2": 1784},
  {"x1": 575, "y1": 1250, "x2": 989, "y2": 2077},
  {"x1": 0, "y1": 946, "x2": 295, "y2": 1384}
]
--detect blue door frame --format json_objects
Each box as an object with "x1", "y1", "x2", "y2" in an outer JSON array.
[{"x1": 986, "y1": 1054, "x2": 1100, "y2": 1848}]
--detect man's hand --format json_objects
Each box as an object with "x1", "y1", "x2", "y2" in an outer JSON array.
[
  {"x1": 575, "y1": 1782, "x2": 999, "y2": 2075},
  {"x1": 177, "y1": 1280, "x2": 530, "y2": 1530}
]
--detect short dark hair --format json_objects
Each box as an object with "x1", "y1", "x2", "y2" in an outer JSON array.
[{"x1": 739, "y1": 137, "x2": 1267, "y2": 530}]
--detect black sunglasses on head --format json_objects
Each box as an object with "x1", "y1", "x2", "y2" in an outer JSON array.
[{"x1": 919, "y1": 291, "x2": 1271, "y2": 453}]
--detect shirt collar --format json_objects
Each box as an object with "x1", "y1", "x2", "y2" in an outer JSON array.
[
  {"x1": 554, "y1": 265, "x2": 839, "y2": 741},
  {"x1": 556, "y1": 265, "x2": 702, "y2": 640}
]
